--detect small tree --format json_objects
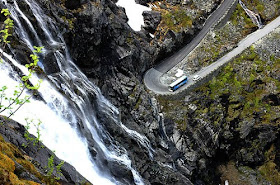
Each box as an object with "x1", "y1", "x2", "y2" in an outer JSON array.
[{"x1": 0, "y1": 9, "x2": 42, "y2": 118}]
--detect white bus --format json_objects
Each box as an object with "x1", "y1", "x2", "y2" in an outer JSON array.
[{"x1": 168, "y1": 75, "x2": 188, "y2": 92}]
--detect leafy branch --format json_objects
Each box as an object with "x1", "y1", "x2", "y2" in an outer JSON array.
[
  {"x1": 0, "y1": 46, "x2": 43, "y2": 118},
  {"x1": 22, "y1": 118, "x2": 43, "y2": 148},
  {"x1": 0, "y1": 9, "x2": 65, "y2": 184},
  {"x1": 0, "y1": 9, "x2": 13, "y2": 62},
  {"x1": 46, "y1": 152, "x2": 65, "y2": 184}
]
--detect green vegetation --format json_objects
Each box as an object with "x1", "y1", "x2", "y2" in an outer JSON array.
[
  {"x1": 230, "y1": 3, "x2": 256, "y2": 32},
  {"x1": 61, "y1": 16, "x2": 75, "y2": 30},
  {"x1": 22, "y1": 119, "x2": 43, "y2": 148},
  {"x1": 230, "y1": 4, "x2": 256, "y2": 28},
  {"x1": 277, "y1": 0, "x2": 280, "y2": 8},
  {"x1": 231, "y1": 0, "x2": 265, "y2": 24},
  {"x1": 155, "y1": 1, "x2": 280, "y2": 184},
  {"x1": 0, "y1": 135, "x2": 42, "y2": 185},
  {"x1": 157, "y1": 43, "x2": 279, "y2": 185},
  {"x1": 0, "y1": 9, "x2": 42, "y2": 119},
  {"x1": 193, "y1": 2, "x2": 259, "y2": 68},
  {"x1": 204, "y1": 48, "x2": 280, "y2": 124},
  {"x1": 188, "y1": 0, "x2": 280, "y2": 67},
  {"x1": 161, "y1": 8, "x2": 192, "y2": 32},
  {"x1": 0, "y1": 9, "x2": 66, "y2": 184},
  {"x1": 0, "y1": 9, "x2": 13, "y2": 43},
  {"x1": 157, "y1": 46, "x2": 280, "y2": 130},
  {"x1": 0, "y1": 9, "x2": 13, "y2": 62},
  {"x1": 46, "y1": 153, "x2": 65, "y2": 183},
  {"x1": 197, "y1": 0, "x2": 280, "y2": 67},
  {"x1": 258, "y1": 145, "x2": 280, "y2": 185},
  {"x1": 243, "y1": 0, "x2": 265, "y2": 15},
  {"x1": 256, "y1": 4, "x2": 265, "y2": 13},
  {"x1": 157, "y1": 95, "x2": 190, "y2": 130},
  {"x1": 0, "y1": 133, "x2": 69, "y2": 185},
  {"x1": 150, "y1": 1, "x2": 194, "y2": 37},
  {"x1": 0, "y1": 46, "x2": 43, "y2": 119}
]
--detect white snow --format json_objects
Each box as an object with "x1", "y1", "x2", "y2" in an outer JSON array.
[{"x1": 116, "y1": 0, "x2": 151, "y2": 31}]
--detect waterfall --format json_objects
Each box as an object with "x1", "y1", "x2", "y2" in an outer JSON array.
[
  {"x1": 0, "y1": 55, "x2": 115, "y2": 184},
  {"x1": 239, "y1": 0, "x2": 263, "y2": 28},
  {"x1": 0, "y1": 0, "x2": 153, "y2": 184}
]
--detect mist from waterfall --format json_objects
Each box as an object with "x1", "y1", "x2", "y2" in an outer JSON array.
[{"x1": 0, "y1": 0, "x2": 153, "y2": 184}]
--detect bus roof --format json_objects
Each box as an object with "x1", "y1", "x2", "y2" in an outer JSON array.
[{"x1": 169, "y1": 75, "x2": 188, "y2": 87}]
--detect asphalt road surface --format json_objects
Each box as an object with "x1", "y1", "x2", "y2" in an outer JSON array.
[{"x1": 144, "y1": 0, "x2": 280, "y2": 95}]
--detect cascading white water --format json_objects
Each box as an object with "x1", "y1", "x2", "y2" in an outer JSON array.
[
  {"x1": 0, "y1": 0, "x2": 154, "y2": 184},
  {"x1": 0, "y1": 51, "x2": 115, "y2": 185}
]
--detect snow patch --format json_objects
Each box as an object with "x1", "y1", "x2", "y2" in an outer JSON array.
[{"x1": 116, "y1": 0, "x2": 151, "y2": 31}]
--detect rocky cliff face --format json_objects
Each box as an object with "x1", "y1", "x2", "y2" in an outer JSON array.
[
  {"x1": 1, "y1": 0, "x2": 279, "y2": 184},
  {"x1": 1, "y1": 0, "x2": 210, "y2": 183},
  {"x1": 60, "y1": 0, "x2": 221, "y2": 80},
  {"x1": 157, "y1": 22, "x2": 280, "y2": 185},
  {"x1": 55, "y1": 0, "x2": 222, "y2": 184},
  {"x1": 0, "y1": 116, "x2": 90, "y2": 184}
]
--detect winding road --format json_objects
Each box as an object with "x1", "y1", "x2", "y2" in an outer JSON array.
[{"x1": 144, "y1": 0, "x2": 280, "y2": 95}]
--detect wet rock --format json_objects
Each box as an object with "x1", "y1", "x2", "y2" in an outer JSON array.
[
  {"x1": 11, "y1": 45, "x2": 32, "y2": 66},
  {"x1": 89, "y1": 147, "x2": 97, "y2": 158},
  {"x1": 42, "y1": 52, "x2": 60, "y2": 74},
  {"x1": 147, "y1": 161, "x2": 193, "y2": 185},
  {"x1": 108, "y1": 160, "x2": 134, "y2": 182},
  {"x1": 13, "y1": 0, "x2": 279, "y2": 184},
  {"x1": 0, "y1": 116, "x2": 90, "y2": 184}
]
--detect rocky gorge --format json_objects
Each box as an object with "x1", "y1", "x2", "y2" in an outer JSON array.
[{"x1": 0, "y1": 0, "x2": 279, "y2": 185}]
